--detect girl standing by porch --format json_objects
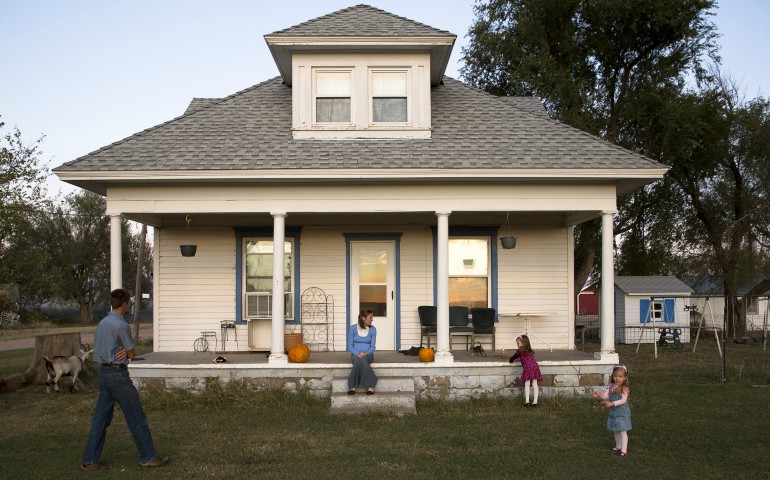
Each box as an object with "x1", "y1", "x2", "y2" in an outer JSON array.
[
  {"x1": 347, "y1": 309, "x2": 378, "y2": 395},
  {"x1": 508, "y1": 335, "x2": 542, "y2": 407},
  {"x1": 592, "y1": 364, "x2": 631, "y2": 457}
]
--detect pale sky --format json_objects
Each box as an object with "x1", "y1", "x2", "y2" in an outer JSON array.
[{"x1": 1, "y1": 0, "x2": 768, "y2": 197}]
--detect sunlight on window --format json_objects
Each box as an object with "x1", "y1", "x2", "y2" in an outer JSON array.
[{"x1": 448, "y1": 238, "x2": 489, "y2": 308}]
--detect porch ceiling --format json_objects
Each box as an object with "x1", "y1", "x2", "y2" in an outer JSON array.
[{"x1": 123, "y1": 210, "x2": 602, "y2": 229}]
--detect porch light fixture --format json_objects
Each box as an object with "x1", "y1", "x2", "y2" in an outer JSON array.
[
  {"x1": 180, "y1": 213, "x2": 197, "y2": 257},
  {"x1": 499, "y1": 212, "x2": 517, "y2": 249}
]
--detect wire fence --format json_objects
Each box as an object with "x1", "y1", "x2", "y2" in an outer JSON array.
[{"x1": 576, "y1": 294, "x2": 770, "y2": 384}]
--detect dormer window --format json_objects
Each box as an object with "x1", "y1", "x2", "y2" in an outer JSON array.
[
  {"x1": 292, "y1": 53, "x2": 431, "y2": 139},
  {"x1": 315, "y1": 70, "x2": 352, "y2": 123},
  {"x1": 371, "y1": 70, "x2": 408, "y2": 124}
]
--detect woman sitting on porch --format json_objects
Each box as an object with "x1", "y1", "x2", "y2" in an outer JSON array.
[{"x1": 347, "y1": 309, "x2": 378, "y2": 395}]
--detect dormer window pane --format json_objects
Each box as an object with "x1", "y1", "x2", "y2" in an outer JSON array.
[
  {"x1": 372, "y1": 71, "x2": 407, "y2": 123},
  {"x1": 316, "y1": 71, "x2": 351, "y2": 123}
]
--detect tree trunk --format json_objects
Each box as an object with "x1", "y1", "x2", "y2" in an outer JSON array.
[{"x1": 22, "y1": 333, "x2": 92, "y2": 386}]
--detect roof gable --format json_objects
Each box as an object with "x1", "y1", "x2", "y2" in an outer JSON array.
[
  {"x1": 264, "y1": 4, "x2": 455, "y2": 86},
  {"x1": 268, "y1": 4, "x2": 454, "y2": 37}
]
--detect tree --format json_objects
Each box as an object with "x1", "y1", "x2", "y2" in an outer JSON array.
[
  {"x1": 644, "y1": 81, "x2": 770, "y2": 335},
  {"x1": 461, "y1": 0, "x2": 720, "y2": 292},
  {"x1": 1, "y1": 117, "x2": 49, "y2": 278}
]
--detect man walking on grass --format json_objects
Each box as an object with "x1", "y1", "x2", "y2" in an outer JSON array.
[{"x1": 80, "y1": 288, "x2": 169, "y2": 470}]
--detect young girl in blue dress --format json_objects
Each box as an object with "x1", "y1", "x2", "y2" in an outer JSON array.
[{"x1": 592, "y1": 364, "x2": 632, "y2": 456}]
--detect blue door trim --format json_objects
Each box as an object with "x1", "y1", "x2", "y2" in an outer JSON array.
[{"x1": 344, "y1": 233, "x2": 403, "y2": 350}]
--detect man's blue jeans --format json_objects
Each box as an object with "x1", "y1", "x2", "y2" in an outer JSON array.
[{"x1": 82, "y1": 367, "x2": 157, "y2": 464}]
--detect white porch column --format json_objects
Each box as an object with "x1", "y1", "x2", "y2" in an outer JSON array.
[
  {"x1": 434, "y1": 211, "x2": 454, "y2": 365},
  {"x1": 597, "y1": 210, "x2": 619, "y2": 361},
  {"x1": 269, "y1": 212, "x2": 288, "y2": 365},
  {"x1": 110, "y1": 215, "x2": 122, "y2": 291}
]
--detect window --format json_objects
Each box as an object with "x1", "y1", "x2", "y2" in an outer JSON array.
[
  {"x1": 371, "y1": 70, "x2": 408, "y2": 123},
  {"x1": 448, "y1": 238, "x2": 490, "y2": 308},
  {"x1": 315, "y1": 71, "x2": 351, "y2": 123},
  {"x1": 243, "y1": 239, "x2": 294, "y2": 320},
  {"x1": 640, "y1": 299, "x2": 675, "y2": 323}
]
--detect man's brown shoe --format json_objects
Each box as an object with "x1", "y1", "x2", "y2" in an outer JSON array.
[
  {"x1": 140, "y1": 456, "x2": 170, "y2": 468},
  {"x1": 80, "y1": 462, "x2": 111, "y2": 471}
]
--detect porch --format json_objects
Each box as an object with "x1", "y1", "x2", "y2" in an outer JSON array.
[{"x1": 128, "y1": 348, "x2": 617, "y2": 401}]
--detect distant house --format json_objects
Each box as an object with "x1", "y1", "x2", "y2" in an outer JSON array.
[
  {"x1": 614, "y1": 276, "x2": 693, "y2": 344},
  {"x1": 53, "y1": 4, "x2": 667, "y2": 364}
]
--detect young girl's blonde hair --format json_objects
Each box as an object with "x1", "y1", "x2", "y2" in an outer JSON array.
[{"x1": 612, "y1": 364, "x2": 630, "y2": 395}]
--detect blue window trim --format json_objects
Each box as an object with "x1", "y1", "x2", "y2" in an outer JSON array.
[
  {"x1": 430, "y1": 226, "x2": 499, "y2": 321},
  {"x1": 344, "y1": 233, "x2": 403, "y2": 350},
  {"x1": 234, "y1": 227, "x2": 302, "y2": 326}
]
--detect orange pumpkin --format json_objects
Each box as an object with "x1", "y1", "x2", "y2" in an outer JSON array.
[
  {"x1": 288, "y1": 343, "x2": 311, "y2": 363},
  {"x1": 418, "y1": 347, "x2": 435, "y2": 362}
]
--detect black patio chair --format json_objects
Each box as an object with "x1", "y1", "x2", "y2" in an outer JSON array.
[
  {"x1": 418, "y1": 306, "x2": 437, "y2": 348},
  {"x1": 471, "y1": 307, "x2": 496, "y2": 351},
  {"x1": 449, "y1": 306, "x2": 472, "y2": 350}
]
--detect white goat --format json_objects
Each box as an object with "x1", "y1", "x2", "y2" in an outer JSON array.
[{"x1": 44, "y1": 348, "x2": 93, "y2": 393}]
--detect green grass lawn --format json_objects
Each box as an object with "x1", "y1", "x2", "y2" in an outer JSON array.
[{"x1": 1, "y1": 343, "x2": 768, "y2": 480}]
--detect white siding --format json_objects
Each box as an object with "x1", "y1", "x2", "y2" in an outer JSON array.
[
  {"x1": 154, "y1": 224, "x2": 573, "y2": 353},
  {"x1": 496, "y1": 226, "x2": 571, "y2": 351},
  {"x1": 156, "y1": 227, "x2": 237, "y2": 352}
]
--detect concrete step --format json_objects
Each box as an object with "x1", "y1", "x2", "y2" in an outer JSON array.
[
  {"x1": 331, "y1": 376, "x2": 414, "y2": 393},
  {"x1": 330, "y1": 376, "x2": 417, "y2": 416}
]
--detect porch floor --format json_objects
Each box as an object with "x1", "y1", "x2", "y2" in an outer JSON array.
[{"x1": 132, "y1": 348, "x2": 596, "y2": 367}]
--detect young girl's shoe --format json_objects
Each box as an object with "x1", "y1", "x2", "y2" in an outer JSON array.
[
  {"x1": 609, "y1": 447, "x2": 622, "y2": 453},
  {"x1": 619, "y1": 451, "x2": 629, "y2": 457}
]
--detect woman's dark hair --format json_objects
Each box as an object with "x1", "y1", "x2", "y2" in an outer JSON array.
[{"x1": 357, "y1": 309, "x2": 374, "y2": 329}]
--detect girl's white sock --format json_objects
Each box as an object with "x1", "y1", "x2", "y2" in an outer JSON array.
[
  {"x1": 614, "y1": 432, "x2": 622, "y2": 450},
  {"x1": 620, "y1": 431, "x2": 628, "y2": 452},
  {"x1": 533, "y1": 380, "x2": 539, "y2": 404}
]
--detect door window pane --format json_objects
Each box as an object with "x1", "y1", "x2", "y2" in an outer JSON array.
[{"x1": 360, "y1": 285, "x2": 387, "y2": 317}]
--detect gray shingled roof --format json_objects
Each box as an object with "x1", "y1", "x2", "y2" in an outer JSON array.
[
  {"x1": 615, "y1": 276, "x2": 694, "y2": 295},
  {"x1": 268, "y1": 4, "x2": 454, "y2": 37},
  {"x1": 498, "y1": 97, "x2": 551, "y2": 120},
  {"x1": 54, "y1": 76, "x2": 664, "y2": 173},
  {"x1": 183, "y1": 98, "x2": 220, "y2": 115}
]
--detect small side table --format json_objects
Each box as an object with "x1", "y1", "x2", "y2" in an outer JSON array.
[{"x1": 220, "y1": 320, "x2": 237, "y2": 352}]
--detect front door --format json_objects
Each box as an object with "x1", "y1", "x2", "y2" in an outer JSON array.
[{"x1": 350, "y1": 241, "x2": 396, "y2": 350}]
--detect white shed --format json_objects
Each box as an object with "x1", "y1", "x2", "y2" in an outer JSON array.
[{"x1": 614, "y1": 276, "x2": 693, "y2": 344}]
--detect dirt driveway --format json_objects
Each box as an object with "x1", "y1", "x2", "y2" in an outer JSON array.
[{"x1": 0, "y1": 324, "x2": 153, "y2": 351}]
